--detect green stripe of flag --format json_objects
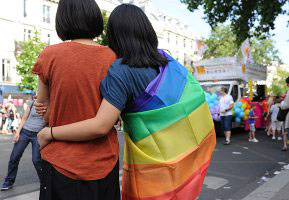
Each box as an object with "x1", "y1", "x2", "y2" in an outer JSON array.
[{"x1": 123, "y1": 73, "x2": 206, "y2": 142}]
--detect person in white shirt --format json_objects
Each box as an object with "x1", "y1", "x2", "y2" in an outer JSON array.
[
  {"x1": 219, "y1": 87, "x2": 234, "y2": 145},
  {"x1": 270, "y1": 98, "x2": 283, "y2": 140},
  {"x1": 281, "y1": 77, "x2": 289, "y2": 151}
]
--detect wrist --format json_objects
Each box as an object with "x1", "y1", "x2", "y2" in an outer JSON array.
[{"x1": 44, "y1": 127, "x2": 53, "y2": 141}]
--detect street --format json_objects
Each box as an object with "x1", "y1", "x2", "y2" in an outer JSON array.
[{"x1": 0, "y1": 129, "x2": 289, "y2": 200}]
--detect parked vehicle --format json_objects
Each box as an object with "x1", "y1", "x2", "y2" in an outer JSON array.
[{"x1": 194, "y1": 57, "x2": 267, "y2": 134}]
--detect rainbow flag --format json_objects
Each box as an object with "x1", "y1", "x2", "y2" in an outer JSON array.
[{"x1": 121, "y1": 50, "x2": 216, "y2": 200}]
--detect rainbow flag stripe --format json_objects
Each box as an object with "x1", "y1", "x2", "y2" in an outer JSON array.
[{"x1": 122, "y1": 51, "x2": 216, "y2": 200}]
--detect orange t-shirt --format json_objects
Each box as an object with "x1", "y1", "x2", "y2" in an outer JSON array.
[{"x1": 32, "y1": 42, "x2": 119, "y2": 180}]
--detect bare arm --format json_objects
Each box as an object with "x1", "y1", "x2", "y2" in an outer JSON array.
[
  {"x1": 36, "y1": 79, "x2": 50, "y2": 123},
  {"x1": 281, "y1": 91, "x2": 289, "y2": 110},
  {"x1": 13, "y1": 105, "x2": 31, "y2": 143},
  {"x1": 38, "y1": 99, "x2": 121, "y2": 149}
]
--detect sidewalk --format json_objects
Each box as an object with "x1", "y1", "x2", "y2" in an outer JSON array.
[
  {"x1": 3, "y1": 191, "x2": 39, "y2": 200},
  {"x1": 242, "y1": 167, "x2": 289, "y2": 200}
]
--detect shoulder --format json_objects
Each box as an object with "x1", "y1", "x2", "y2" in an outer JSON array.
[
  {"x1": 226, "y1": 95, "x2": 233, "y2": 100},
  {"x1": 100, "y1": 46, "x2": 116, "y2": 57},
  {"x1": 108, "y1": 59, "x2": 132, "y2": 76},
  {"x1": 37, "y1": 43, "x2": 68, "y2": 60}
]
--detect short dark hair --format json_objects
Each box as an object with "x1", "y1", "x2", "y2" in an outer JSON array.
[
  {"x1": 56, "y1": 0, "x2": 103, "y2": 41},
  {"x1": 107, "y1": 4, "x2": 167, "y2": 68},
  {"x1": 286, "y1": 76, "x2": 289, "y2": 84},
  {"x1": 222, "y1": 87, "x2": 228, "y2": 94}
]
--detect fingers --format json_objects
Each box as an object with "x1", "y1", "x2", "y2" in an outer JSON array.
[{"x1": 35, "y1": 104, "x2": 47, "y2": 116}]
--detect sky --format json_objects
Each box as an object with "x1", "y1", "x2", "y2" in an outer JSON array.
[{"x1": 152, "y1": 0, "x2": 289, "y2": 66}]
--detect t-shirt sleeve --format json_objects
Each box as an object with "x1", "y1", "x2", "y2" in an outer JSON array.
[
  {"x1": 32, "y1": 48, "x2": 51, "y2": 85},
  {"x1": 100, "y1": 65, "x2": 130, "y2": 112},
  {"x1": 229, "y1": 95, "x2": 234, "y2": 104},
  {"x1": 270, "y1": 105, "x2": 274, "y2": 112}
]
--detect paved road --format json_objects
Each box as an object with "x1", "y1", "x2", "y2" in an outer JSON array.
[
  {"x1": 1, "y1": 129, "x2": 289, "y2": 200},
  {"x1": 200, "y1": 129, "x2": 289, "y2": 200}
]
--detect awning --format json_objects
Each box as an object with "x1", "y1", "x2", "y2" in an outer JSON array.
[{"x1": 0, "y1": 84, "x2": 34, "y2": 95}]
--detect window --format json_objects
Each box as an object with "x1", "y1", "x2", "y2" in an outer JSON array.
[
  {"x1": 184, "y1": 53, "x2": 187, "y2": 66},
  {"x1": 2, "y1": 59, "x2": 11, "y2": 82},
  {"x1": 43, "y1": 5, "x2": 51, "y2": 23},
  {"x1": 231, "y1": 85, "x2": 239, "y2": 102},
  {"x1": 23, "y1": 0, "x2": 27, "y2": 17},
  {"x1": 184, "y1": 39, "x2": 186, "y2": 48},
  {"x1": 24, "y1": 29, "x2": 32, "y2": 41},
  {"x1": 47, "y1": 34, "x2": 51, "y2": 45}
]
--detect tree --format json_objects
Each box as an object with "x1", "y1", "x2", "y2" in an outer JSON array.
[
  {"x1": 269, "y1": 68, "x2": 289, "y2": 96},
  {"x1": 203, "y1": 25, "x2": 238, "y2": 59},
  {"x1": 95, "y1": 11, "x2": 109, "y2": 46},
  {"x1": 180, "y1": 0, "x2": 288, "y2": 45},
  {"x1": 16, "y1": 31, "x2": 47, "y2": 92},
  {"x1": 203, "y1": 25, "x2": 280, "y2": 65}
]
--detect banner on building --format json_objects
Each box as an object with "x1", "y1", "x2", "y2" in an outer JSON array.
[{"x1": 196, "y1": 40, "x2": 208, "y2": 57}]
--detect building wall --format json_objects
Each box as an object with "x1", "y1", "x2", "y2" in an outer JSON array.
[
  {"x1": 0, "y1": 0, "x2": 197, "y2": 86},
  {"x1": 0, "y1": 0, "x2": 59, "y2": 85}
]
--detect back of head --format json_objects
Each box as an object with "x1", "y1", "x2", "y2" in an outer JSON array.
[
  {"x1": 107, "y1": 4, "x2": 167, "y2": 68},
  {"x1": 56, "y1": 0, "x2": 103, "y2": 41}
]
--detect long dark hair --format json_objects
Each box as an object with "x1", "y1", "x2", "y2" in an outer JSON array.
[{"x1": 107, "y1": 4, "x2": 168, "y2": 68}]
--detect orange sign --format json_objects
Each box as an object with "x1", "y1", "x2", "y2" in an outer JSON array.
[{"x1": 196, "y1": 66, "x2": 206, "y2": 74}]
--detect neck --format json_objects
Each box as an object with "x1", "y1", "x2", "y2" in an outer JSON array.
[{"x1": 71, "y1": 38, "x2": 100, "y2": 46}]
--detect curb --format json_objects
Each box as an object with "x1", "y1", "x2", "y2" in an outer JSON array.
[{"x1": 242, "y1": 169, "x2": 289, "y2": 200}]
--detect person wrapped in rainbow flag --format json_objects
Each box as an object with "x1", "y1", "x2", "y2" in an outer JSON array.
[{"x1": 36, "y1": 3, "x2": 216, "y2": 200}]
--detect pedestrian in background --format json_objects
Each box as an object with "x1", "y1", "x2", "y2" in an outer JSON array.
[
  {"x1": 219, "y1": 87, "x2": 234, "y2": 145},
  {"x1": 270, "y1": 98, "x2": 283, "y2": 140},
  {"x1": 6, "y1": 102, "x2": 16, "y2": 133},
  {"x1": 248, "y1": 104, "x2": 259, "y2": 142},
  {"x1": 281, "y1": 77, "x2": 289, "y2": 151},
  {"x1": 266, "y1": 95, "x2": 276, "y2": 136},
  {"x1": 1, "y1": 98, "x2": 46, "y2": 191}
]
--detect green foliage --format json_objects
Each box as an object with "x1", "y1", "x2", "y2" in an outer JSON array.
[
  {"x1": 16, "y1": 31, "x2": 47, "y2": 92},
  {"x1": 203, "y1": 25, "x2": 239, "y2": 59},
  {"x1": 95, "y1": 11, "x2": 109, "y2": 46},
  {"x1": 180, "y1": 0, "x2": 288, "y2": 45},
  {"x1": 203, "y1": 25, "x2": 280, "y2": 65},
  {"x1": 269, "y1": 68, "x2": 289, "y2": 96}
]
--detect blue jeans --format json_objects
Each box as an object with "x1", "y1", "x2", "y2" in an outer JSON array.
[
  {"x1": 3, "y1": 128, "x2": 41, "y2": 185},
  {"x1": 221, "y1": 115, "x2": 232, "y2": 132}
]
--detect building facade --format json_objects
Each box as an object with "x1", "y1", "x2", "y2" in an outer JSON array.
[
  {"x1": 0, "y1": 0, "x2": 59, "y2": 99},
  {"x1": 0, "y1": 0, "x2": 197, "y2": 93}
]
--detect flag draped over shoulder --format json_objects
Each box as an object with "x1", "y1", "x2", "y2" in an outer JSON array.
[{"x1": 121, "y1": 50, "x2": 216, "y2": 200}]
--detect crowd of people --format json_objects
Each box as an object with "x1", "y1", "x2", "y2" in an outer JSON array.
[
  {"x1": 0, "y1": 101, "x2": 21, "y2": 134},
  {"x1": 219, "y1": 76, "x2": 289, "y2": 152},
  {"x1": 265, "y1": 88, "x2": 289, "y2": 151}
]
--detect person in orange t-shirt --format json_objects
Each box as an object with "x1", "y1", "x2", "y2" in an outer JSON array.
[{"x1": 33, "y1": 0, "x2": 119, "y2": 199}]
